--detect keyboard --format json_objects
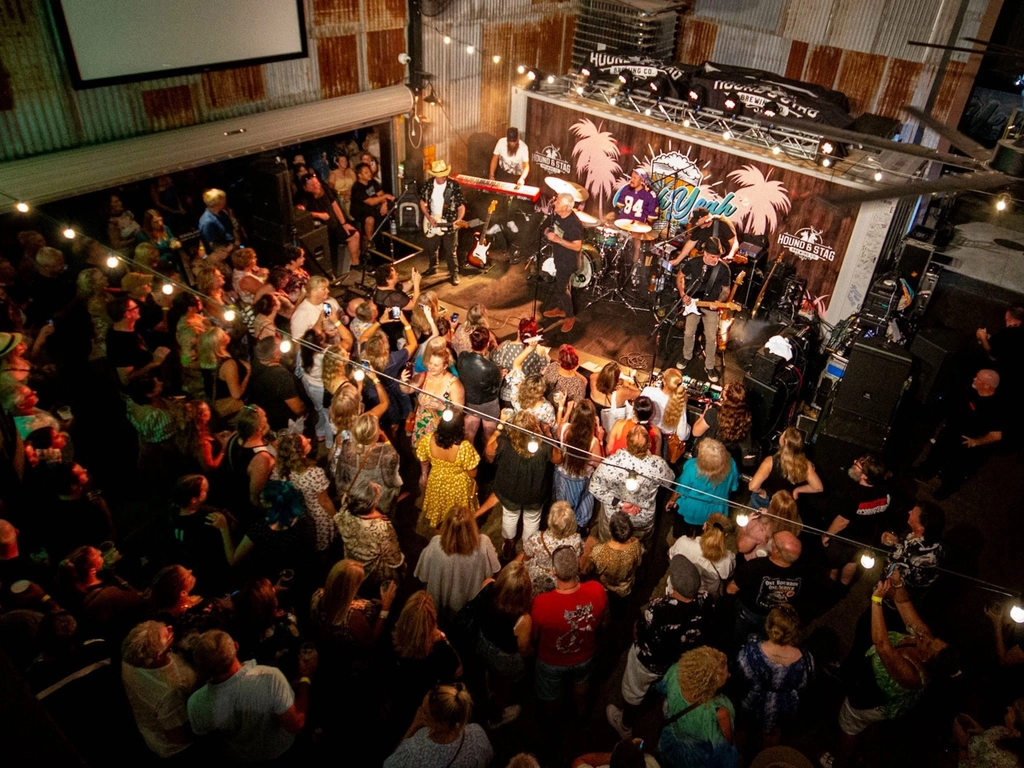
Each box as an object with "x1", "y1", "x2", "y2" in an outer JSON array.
[{"x1": 453, "y1": 174, "x2": 542, "y2": 202}]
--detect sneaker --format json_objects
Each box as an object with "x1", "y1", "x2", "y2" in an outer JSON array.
[
  {"x1": 707, "y1": 370, "x2": 720, "y2": 383},
  {"x1": 422, "y1": 266, "x2": 438, "y2": 277},
  {"x1": 561, "y1": 317, "x2": 576, "y2": 333},
  {"x1": 507, "y1": 221, "x2": 519, "y2": 234},
  {"x1": 819, "y1": 752, "x2": 835, "y2": 768},
  {"x1": 488, "y1": 705, "x2": 521, "y2": 730},
  {"x1": 543, "y1": 309, "x2": 566, "y2": 318},
  {"x1": 606, "y1": 704, "x2": 633, "y2": 740},
  {"x1": 452, "y1": 273, "x2": 461, "y2": 286}
]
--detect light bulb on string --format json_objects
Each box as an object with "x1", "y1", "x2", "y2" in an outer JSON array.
[
  {"x1": 279, "y1": 339, "x2": 292, "y2": 354},
  {"x1": 443, "y1": 35, "x2": 451, "y2": 45},
  {"x1": 492, "y1": 55, "x2": 501, "y2": 64},
  {"x1": 735, "y1": 513, "x2": 749, "y2": 527},
  {"x1": 1011, "y1": 605, "x2": 1024, "y2": 624},
  {"x1": 223, "y1": 308, "x2": 236, "y2": 322},
  {"x1": 15, "y1": 202, "x2": 29, "y2": 213},
  {"x1": 860, "y1": 553, "x2": 876, "y2": 569},
  {"x1": 466, "y1": 45, "x2": 475, "y2": 54},
  {"x1": 527, "y1": 438, "x2": 540, "y2": 454},
  {"x1": 161, "y1": 283, "x2": 174, "y2": 295},
  {"x1": 996, "y1": 195, "x2": 1009, "y2": 212},
  {"x1": 873, "y1": 171, "x2": 883, "y2": 182},
  {"x1": 442, "y1": 407, "x2": 454, "y2": 422},
  {"x1": 106, "y1": 255, "x2": 119, "y2": 268},
  {"x1": 353, "y1": 367, "x2": 365, "y2": 382},
  {"x1": 644, "y1": 108, "x2": 652, "y2": 116},
  {"x1": 63, "y1": 228, "x2": 76, "y2": 239},
  {"x1": 624, "y1": 472, "x2": 639, "y2": 492}
]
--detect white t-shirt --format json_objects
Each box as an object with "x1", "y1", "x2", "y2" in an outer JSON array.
[
  {"x1": 640, "y1": 384, "x2": 690, "y2": 439},
  {"x1": 668, "y1": 534, "x2": 735, "y2": 598},
  {"x1": 493, "y1": 138, "x2": 530, "y2": 179},
  {"x1": 186, "y1": 660, "x2": 295, "y2": 762},
  {"x1": 429, "y1": 180, "x2": 447, "y2": 218},
  {"x1": 290, "y1": 297, "x2": 340, "y2": 341},
  {"x1": 121, "y1": 653, "x2": 198, "y2": 758}
]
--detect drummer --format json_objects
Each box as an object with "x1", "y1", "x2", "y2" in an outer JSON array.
[
  {"x1": 612, "y1": 169, "x2": 660, "y2": 263},
  {"x1": 669, "y1": 206, "x2": 738, "y2": 266}
]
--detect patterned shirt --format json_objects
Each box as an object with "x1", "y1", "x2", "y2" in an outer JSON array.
[
  {"x1": 419, "y1": 178, "x2": 465, "y2": 223},
  {"x1": 888, "y1": 535, "x2": 943, "y2": 590},
  {"x1": 634, "y1": 594, "x2": 711, "y2": 675},
  {"x1": 590, "y1": 449, "x2": 674, "y2": 528}
]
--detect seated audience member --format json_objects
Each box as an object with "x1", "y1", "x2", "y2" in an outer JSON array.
[
  {"x1": 106, "y1": 194, "x2": 142, "y2": 257},
  {"x1": 350, "y1": 161, "x2": 395, "y2": 248},
  {"x1": 384, "y1": 683, "x2": 494, "y2": 768},
  {"x1": 882, "y1": 501, "x2": 945, "y2": 596},
  {"x1": 582, "y1": 511, "x2": 643, "y2": 599},
  {"x1": 414, "y1": 506, "x2": 499, "y2": 623},
  {"x1": 607, "y1": 555, "x2": 712, "y2": 740},
  {"x1": 186, "y1": 628, "x2": 315, "y2": 762},
  {"x1": 296, "y1": 173, "x2": 361, "y2": 277},
  {"x1": 137, "y1": 209, "x2": 183, "y2": 275},
  {"x1": 669, "y1": 513, "x2": 737, "y2": 599},
  {"x1": 230, "y1": 248, "x2": 270, "y2": 306},
  {"x1": 823, "y1": 454, "x2": 891, "y2": 586},
  {"x1": 198, "y1": 189, "x2": 237, "y2": 253},
  {"x1": 27, "y1": 246, "x2": 75, "y2": 330},
  {"x1": 667, "y1": 438, "x2": 739, "y2": 539},
  {"x1": 522, "y1": 501, "x2": 584, "y2": 595},
  {"x1": 953, "y1": 699, "x2": 1024, "y2": 768},
  {"x1": 120, "y1": 620, "x2": 199, "y2": 758},
  {"x1": 736, "y1": 605, "x2": 813, "y2": 750},
  {"x1": 248, "y1": 336, "x2": 305, "y2": 431}
]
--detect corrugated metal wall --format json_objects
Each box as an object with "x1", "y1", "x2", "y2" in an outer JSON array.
[
  {"x1": 0, "y1": 0, "x2": 408, "y2": 162},
  {"x1": 420, "y1": 0, "x2": 579, "y2": 172},
  {"x1": 679, "y1": 0, "x2": 1005, "y2": 147}
]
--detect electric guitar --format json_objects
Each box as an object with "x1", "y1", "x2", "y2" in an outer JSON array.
[
  {"x1": 467, "y1": 200, "x2": 498, "y2": 268},
  {"x1": 716, "y1": 271, "x2": 746, "y2": 352},
  {"x1": 423, "y1": 217, "x2": 476, "y2": 237},
  {"x1": 751, "y1": 251, "x2": 784, "y2": 319},
  {"x1": 682, "y1": 298, "x2": 743, "y2": 316}
]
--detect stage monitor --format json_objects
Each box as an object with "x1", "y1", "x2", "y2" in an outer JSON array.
[{"x1": 51, "y1": 0, "x2": 307, "y2": 89}]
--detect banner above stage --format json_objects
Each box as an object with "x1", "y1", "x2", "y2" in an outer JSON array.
[
  {"x1": 582, "y1": 53, "x2": 854, "y2": 128},
  {"x1": 524, "y1": 97, "x2": 860, "y2": 312}
]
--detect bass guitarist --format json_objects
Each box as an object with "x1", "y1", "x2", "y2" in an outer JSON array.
[
  {"x1": 670, "y1": 206, "x2": 739, "y2": 263},
  {"x1": 419, "y1": 159, "x2": 466, "y2": 285},
  {"x1": 675, "y1": 236, "x2": 732, "y2": 382}
]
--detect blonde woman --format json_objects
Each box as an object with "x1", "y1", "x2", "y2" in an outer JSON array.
[
  {"x1": 198, "y1": 326, "x2": 249, "y2": 420},
  {"x1": 657, "y1": 369, "x2": 692, "y2": 463},
  {"x1": 392, "y1": 591, "x2": 463, "y2": 724},
  {"x1": 272, "y1": 433, "x2": 337, "y2": 554},
  {"x1": 387, "y1": 683, "x2": 493, "y2": 767},
  {"x1": 668, "y1": 512, "x2": 737, "y2": 598},
  {"x1": 413, "y1": 505, "x2": 499, "y2": 621},
  {"x1": 656, "y1": 646, "x2": 737, "y2": 766},
  {"x1": 310, "y1": 559, "x2": 397, "y2": 649},
  {"x1": 521, "y1": 501, "x2": 583, "y2": 595},
  {"x1": 406, "y1": 342, "x2": 464, "y2": 447},
  {"x1": 738, "y1": 490, "x2": 803, "y2": 560},
  {"x1": 451, "y1": 302, "x2": 494, "y2": 357},
  {"x1": 668, "y1": 438, "x2": 739, "y2": 538},
  {"x1": 332, "y1": 412, "x2": 402, "y2": 514},
  {"x1": 748, "y1": 427, "x2": 823, "y2": 510}
]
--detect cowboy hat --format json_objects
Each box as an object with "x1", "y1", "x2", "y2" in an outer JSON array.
[
  {"x1": 0, "y1": 332, "x2": 24, "y2": 358},
  {"x1": 428, "y1": 160, "x2": 452, "y2": 178}
]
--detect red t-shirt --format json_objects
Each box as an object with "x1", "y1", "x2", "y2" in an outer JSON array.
[{"x1": 531, "y1": 581, "x2": 607, "y2": 667}]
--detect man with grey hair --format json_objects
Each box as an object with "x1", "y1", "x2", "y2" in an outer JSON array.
[
  {"x1": 198, "y1": 188, "x2": 236, "y2": 252},
  {"x1": 727, "y1": 530, "x2": 805, "y2": 647},
  {"x1": 121, "y1": 621, "x2": 198, "y2": 758},
  {"x1": 28, "y1": 246, "x2": 74, "y2": 328},
  {"x1": 541, "y1": 192, "x2": 584, "y2": 333},
  {"x1": 186, "y1": 629, "x2": 315, "y2": 762},
  {"x1": 530, "y1": 545, "x2": 607, "y2": 716}
]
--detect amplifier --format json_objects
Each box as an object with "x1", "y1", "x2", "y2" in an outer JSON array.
[{"x1": 750, "y1": 350, "x2": 784, "y2": 384}]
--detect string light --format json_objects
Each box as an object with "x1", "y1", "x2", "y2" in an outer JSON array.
[
  {"x1": 63, "y1": 228, "x2": 75, "y2": 239},
  {"x1": 106, "y1": 255, "x2": 119, "y2": 268},
  {"x1": 1012, "y1": 605, "x2": 1024, "y2": 624},
  {"x1": 442, "y1": 406, "x2": 454, "y2": 422},
  {"x1": 223, "y1": 309, "x2": 236, "y2": 322},
  {"x1": 443, "y1": 35, "x2": 451, "y2": 44},
  {"x1": 15, "y1": 202, "x2": 29, "y2": 213},
  {"x1": 161, "y1": 283, "x2": 174, "y2": 295},
  {"x1": 996, "y1": 195, "x2": 1009, "y2": 212},
  {"x1": 492, "y1": 55, "x2": 501, "y2": 64},
  {"x1": 279, "y1": 339, "x2": 292, "y2": 353},
  {"x1": 644, "y1": 108, "x2": 652, "y2": 116},
  {"x1": 466, "y1": 45, "x2": 475, "y2": 54},
  {"x1": 873, "y1": 171, "x2": 883, "y2": 182},
  {"x1": 527, "y1": 439, "x2": 540, "y2": 454},
  {"x1": 609, "y1": 96, "x2": 617, "y2": 106},
  {"x1": 624, "y1": 472, "x2": 639, "y2": 492},
  {"x1": 352, "y1": 367, "x2": 365, "y2": 381},
  {"x1": 860, "y1": 553, "x2": 876, "y2": 569},
  {"x1": 735, "y1": 513, "x2": 749, "y2": 527},
  {"x1": 526, "y1": 70, "x2": 537, "y2": 82}
]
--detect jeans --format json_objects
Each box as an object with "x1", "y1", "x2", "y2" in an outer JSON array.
[
  {"x1": 302, "y1": 378, "x2": 333, "y2": 446},
  {"x1": 546, "y1": 252, "x2": 576, "y2": 318},
  {"x1": 423, "y1": 231, "x2": 458, "y2": 274},
  {"x1": 683, "y1": 307, "x2": 719, "y2": 370},
  {"x1": 502, "y1": 503, "x2": 543, "y2": 540}
]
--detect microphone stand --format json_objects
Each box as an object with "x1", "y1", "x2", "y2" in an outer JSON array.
[{"x1": 358, "y1": 183, "x2": 418, "y2": 294}]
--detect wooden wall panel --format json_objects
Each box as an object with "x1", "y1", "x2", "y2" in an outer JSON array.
[
  {"x1": 785, "y1": 40, "x2": 808, "y2": 80},
  {"x1": 804, "y1": 45, "x2": 842, "y2": 89},
  {"x1": 677, "y1": 18, "x2": 718, "y2": 66},
  {"x1": 317, "y1": 35, "x2": 361, "y2": 99},
  {"x1": 366, "y1": 28, "x2": 407, "y2": 89},
  {"x1": 142, "y1": 85, "x2": 196, "y2": 129}
]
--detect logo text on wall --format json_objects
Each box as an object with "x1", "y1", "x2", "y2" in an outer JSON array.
[
  {"x1": 533, "y1": 145, "x2": 572, "y2": 176},
  {"x1": 777, "y1": 228, "x2": 836, "y2": 261}
]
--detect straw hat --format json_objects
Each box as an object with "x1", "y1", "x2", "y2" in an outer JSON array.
[{"x1": 428, "y1": 160, "x2": 452, "y2": 178}]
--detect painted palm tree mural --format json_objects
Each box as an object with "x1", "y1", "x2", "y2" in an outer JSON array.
[
  {"x1": 570, "y1": 118, "x2": 621, "y2": 216},
  {"x1": 727, "y1": 165, "x2": 791, "y2": 235}
]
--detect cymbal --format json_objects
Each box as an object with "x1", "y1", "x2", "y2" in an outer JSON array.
[
  {"x1": 575, "y1": 211, "x2": 599, "y2": 226},
  {"x1": 545, "y1": 176, "x2": 589, "y2": 202},
  {"x1": 614, "y1": 218, "x2": 652, "y2": 234},
  {"x1": 635, "y1": 231, "x2": 658, "y2": 241}
]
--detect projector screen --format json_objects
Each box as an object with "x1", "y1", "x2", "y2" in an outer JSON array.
[{"x1": 52, "y1": 0, "x2": 307, "y2": 88}]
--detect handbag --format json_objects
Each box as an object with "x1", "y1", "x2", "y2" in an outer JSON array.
[{"x1": 666, "y1": 433, "x2": 687, "y2": 464}]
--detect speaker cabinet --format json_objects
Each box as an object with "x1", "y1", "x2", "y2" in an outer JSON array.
[
  {"x1": 297, "y1": 226, "x2": 333, "y2": 279},
  {"x1": 909, "y1": 327, "x2": 960, "y2": 405},
  {"x1": 743, "y1": 374, "x2": 783, "y2": 442},
  {"x1": 248, "y1": 161, "x2": 293, "y2": 225}
]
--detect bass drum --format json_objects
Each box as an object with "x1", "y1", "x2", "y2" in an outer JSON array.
[{"x1": 571, "y1": 250, "x2": 596, "y2": 288}]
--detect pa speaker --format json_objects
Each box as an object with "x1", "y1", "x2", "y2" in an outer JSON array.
[
  {"x1": 743, "y1": 374, "x2": 784, "y2": 442},
  {"x1": 248, "y1": 161, "x2": 293, "y2": 225},
  {"x1": 909, "y1": 327, "x2": 960, "y2": 405},
  {"x1": 829, "y1": 337, "x2": 911, "y2": 427},
  {"x1": 297, "y1": 226, "x2": 333, "y2": 279}
]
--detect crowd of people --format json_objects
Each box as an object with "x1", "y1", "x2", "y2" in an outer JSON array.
[{"x1": 0, "y1": 183, "x2": 1022, "y2": 768}]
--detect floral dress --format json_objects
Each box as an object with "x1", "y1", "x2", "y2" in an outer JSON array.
[
  {"x1": 272, "y1": 465, "x2": 335, "y2": 552},
  {"x1": 412, "y1": 374, "x2": 457, "y2": 446},
  {"x1": 736, "y1": 639, "x2": 814, "y2": 731},
  {"x1": 522, "y1": 531, "x2": 583, "y2": 595},
  {"x1": 415, "y1": 436, "x2": 480, "y2": 528},
  {"x1": 333, "y1": 509, "x2": 405, "y2": 586}
]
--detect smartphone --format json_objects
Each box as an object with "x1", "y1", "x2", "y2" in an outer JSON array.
[
  {"x1": 322, "y1": 302, "x2": 332, "y2": 317},
  {"x1": 450, "y1": 312, "x2": 460, "y2": 324},
  {"x1": 883, "y1": 561, "x2": 898, "y2": 580},
  {"x1": 389, "y1": 306, "x2": 402, "y2": 321}
]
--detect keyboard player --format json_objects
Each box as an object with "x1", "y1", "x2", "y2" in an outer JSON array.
[{"x1": 487, "y1": 127, "x2": 531, "y2": 258}]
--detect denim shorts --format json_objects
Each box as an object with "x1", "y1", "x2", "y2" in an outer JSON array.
[{"x1": 535, "y1": 657, "x2": 593, "y2": 701}]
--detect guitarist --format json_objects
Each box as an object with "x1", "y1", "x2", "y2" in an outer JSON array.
[
  {"x1": 670, "y1": 206, "x2": 739, "y2": 264},
  {"x1": 419, "y1": 160, "x2": 467, "y2": 286},
  {"x1": 675, "y1": 237, "x2": 732, "y2": 382}
]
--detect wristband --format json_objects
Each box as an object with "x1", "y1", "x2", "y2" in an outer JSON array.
[
  {"x1": 379, "y1": 609, "x2": 390, "y2": 619},
  {"x1": 871, "y1": 596, "x2": 883, "y2": 604},
  {"x1": 297, "y1": 676, "x2": 311, "y2": 685},
  {"x1": 41, "y1": 594, "x2": 52, "y2": 603}
]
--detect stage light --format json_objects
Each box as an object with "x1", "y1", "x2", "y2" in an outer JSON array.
[
  {"x1": 161, "y1": 283, "x2": 174, "y2": 295},
  {"x1": 517, "y1": 65, "x2": 526, "y2": 75},
  {"x1": 682, "y1": 119, "x2": 691, "y2": 128},
  {"x1": 771, "y1": 145, "x2": 781, "y2": 155},
  {"x1": 617, "y1": 71, "x2": 634, "y2": 93},
  {"x1": 576, "y1": 86, "x2": 585, "y2": 95},
  {"x1": 996, "y1": 195, "x2": 1010, "y2": 212},
  {"x1": 873, "y1": 171, "x2": 883, "y2": 182},
  {"x1": 526, "y1": 69, "x2": 537, "y2": 81},
  {"x1": 644, "y1": 108, "x2": 652, "y2": 116},
  {"x1": 686, "y1": 84, "x2": 706, "y2": 107},
  {"x1": 443, "y1": 35, "x2": 451, "y2": 45},
  {"x1": 580, "y1": 67, "x2": 591, "y2": 79},
  {"x1": 527, "y1": 439, "x2": 540, "y2": 454},
  {"x1": 722, "y1": 130, "x2": 732, "y2": 140},
  {"x1": 546, "y1": 74, "x2": 555, "y2": 84},
  {"x1": 822, "y1": 157, "x2": 832, "y2": 168},
  {"x1": 223, "y1": 309, "x2": 236, "y2": 322},
  {"x1": 723, "y1": 91, "x2": 741, "y2": 114},
  {"x1": 279, "y1": 339, "x2": 292, "y2": 353},
  {"x1": 820, "y1": 140, "x2": 836, "y2": 156},
  {"x1": 492, "y1": 55, "x2": 501, "y2": 64},
  {"x1": 624, "y1": 472, "x2": 639, "y2": 492},
  {"x1": 1011, "y1": 604, "x2": 1024, "y2": 624},
  {"x1": 860, "y1": 553, "x2": 876, "y2": 569},
  {"x1": 442, "y1": 406, "x2": 454, "y2": 422},
  {"x1": 609, "y1": 96, "x2": 617, "y2": 106},
  {"x1": 106, "y1": 255, "x2": 119, "y2": 268},
  {"x1": 735, "y1": 513, "x2": 749, "y2": 527},
  {"x1": 761, "y1": 100, "x2": 779, "y2": 118},
  {"x1": 15, "y1": 202, "x2": 29, "y2": 213},
  {"x1": 63, "y1": 227, "x2": 75, "y2": 239}
]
